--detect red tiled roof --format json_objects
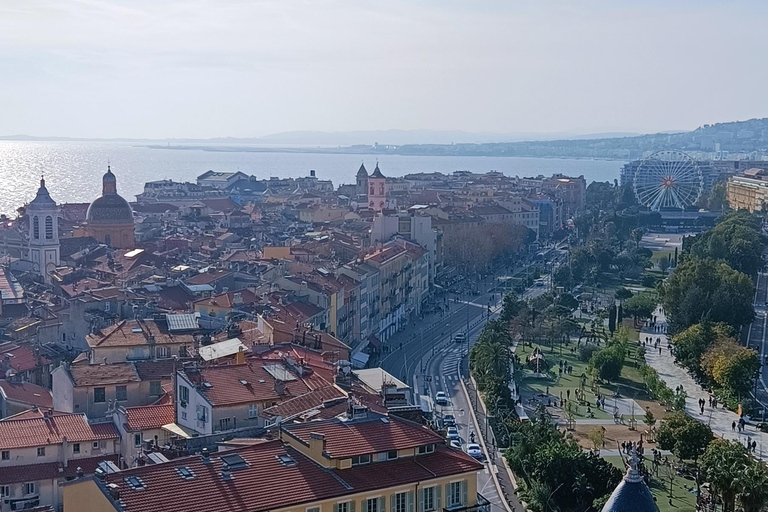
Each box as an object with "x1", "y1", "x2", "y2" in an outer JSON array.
[
  {"x1": 334, "y1": 444, "x2": 482, "y2": 491},
  {"x1": 0, "y1": 413, "x2": 118, "y2": 450},
  {"x1": 0, "y1": 454, "x2": 119, "y2": 485},
  {"x1": 93, "y1": 440, "x2": 479, "y2": 512},
  {"x1": 0, "y1": 380, "x2": 52, "y2": 408},
  {"x1": 0, "y1": 344, "x2": 51, "y2": 373},
  {"x1": 186, "y1": 363, "x2": 311, "y2": 406},
  {"x1": 283, "y1": 414, "x2": 444, "y2": 458},
  {"x1": 125, "y1": 404, "x2": 175, "y2": 431},
  {"x1": 186, "y1": 270, "x2": 231, "y2": 285},
  {"x1": 193, "y1": 288, "x2": 259, "y2": 309},
  {"x1": 69, "y1": 362, "x2": 140, "y2": 386},
  {"x1": 87, "y1": 319, "x2": 195, "y2": 348},
  {"x1": 260, "y1": 386, "x2": 346, "y2": 420}
]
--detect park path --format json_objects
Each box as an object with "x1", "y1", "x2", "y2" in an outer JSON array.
[{"x1": 643, "y1": 307, "x2": 768, "y2": 462}]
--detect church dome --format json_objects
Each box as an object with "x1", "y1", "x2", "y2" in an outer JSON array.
[
  {"x1": 601, "y1": 453, "x2": 659, "y2": 512},
  {"x1": 86, "y1": 166, "x2": 134, "y2": 225}
]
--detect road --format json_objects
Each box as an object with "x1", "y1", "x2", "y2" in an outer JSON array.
[{"x1": 749, "y1": 271, "x2": 768, "y2": 410}]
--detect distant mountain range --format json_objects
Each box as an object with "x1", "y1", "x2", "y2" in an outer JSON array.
[{"x1": 4, "y1": 118, "x2": 768, "y2": 160}]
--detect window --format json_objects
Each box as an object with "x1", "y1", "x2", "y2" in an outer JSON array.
[
  {"x1": 365, "y1": 497, "x2": 383, "y2": 512},
  {"x1": 116, "y1": 386, "x2": 127, "y2": 401},
  {"x1": 386, "y1": 450, "x2": 398, "y2": 460},
  {"x1": 219, "y1": 417, "x2": 231, "y2": 431},
  {"x1": 33, "y1": 216, "x2": 39, "y2": 239},
  {"x1": 37, "y1": 447, "x2": 45, "y2": 457},
  {"x1": 334, "y1": 502, "x2": 352, "y2": 512},
  {"x1": 1, "y1": 450, "x2": 8, "y2": 460},
  {"x1": 45, "y1": 215, "x2": 53, "y2": 239},
  {"x1": 134, "y1": 434, "x2": 142, "y2": 447},
  {"x1": 93, "y1": 442, "x2": 100, "y2": 449},
  {"x1": 417, "y1": 444, "x2": 435, "y2": 455},
  {"x1": 393, "y1": 492, "x2": 410, "y2": 512},
  {"x1": 156, "y1": 346, "x2": 170, "y2": 359},
  {"x1": 375, "y1": 450, "x2": 398, "y2": 462},
  {"x1": 72, "y1": 443, "x2": 80, "y2": 454},
  {"x1": 351, "y1": 454, "x2": 370, "y2": 466},
  {"x1": 422, "y1": 486, "x2": 440, "y2": 512},
  {"x1": 181, "y1": 411, "x2": 187, "y2": 420},
  {"x1": 446, "y1": 481, "x2": 466, "y2": 508},
  {"x1": 248, "y1": 404, "x2": 258, "y2": 419},
  {"x1": 104, "y1": 302, "x2": 110, "y2": 312},
  {"x1": 0, "y1": 485, "x2": 9, "y2": 498},
  {"x1": 24, "y1": 482, "x2": 36, "y2": 495},
  {"x1": 149, "y1": 381, "x2": 162, "y2": 396},
  {"x1": 307, "y1": 508, "x2": 320, "y2": 512},
  {"x1": 179, "y1": 385, "x2": 189, "y2": 404},
  {"x1": 93, "y1": 387, "x2": 106, "y2": 403}
]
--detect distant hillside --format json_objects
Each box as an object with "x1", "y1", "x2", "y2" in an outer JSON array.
[{"x1": 359, "y1": 118, "x2": 768, "y2": 160}]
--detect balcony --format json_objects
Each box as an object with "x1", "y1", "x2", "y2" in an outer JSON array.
[{"x1": 444, "y1": 494, "x2": 490, "y2": 512}]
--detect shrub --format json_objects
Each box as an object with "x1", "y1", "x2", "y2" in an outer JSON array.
[
  {"x1": 641, "y1": 274, "x2": 656, "y2": 287},
  {"x1": 579, "y1": 344, "x2": 601, "y2": 363}
]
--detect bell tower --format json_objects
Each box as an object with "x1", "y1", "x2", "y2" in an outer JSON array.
[{"x1": 27, "y1": 176, "x2": 60, "y2": 281}]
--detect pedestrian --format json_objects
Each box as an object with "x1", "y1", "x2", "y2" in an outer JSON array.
[
  {"x1": 732, "y1": 421, "x2": 736, "y2": 431},
  {"x1": 567, "y1": 389, "x2": 571, "y2": 400},
  {"x1": 659, "y1": 346, "x2": 662, "y2": 355}
]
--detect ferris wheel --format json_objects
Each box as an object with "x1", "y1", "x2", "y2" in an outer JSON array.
[{"x1": 633, "y1": 150, "x2": 703, "y2": 211}]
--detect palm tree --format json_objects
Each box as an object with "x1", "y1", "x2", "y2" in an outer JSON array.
[{"x1": 738, "y1": 459, "x2": 768, "y2": 512}]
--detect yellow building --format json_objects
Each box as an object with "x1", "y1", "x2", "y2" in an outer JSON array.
[
  {"x1": 85, "y1": 166, "x2": 136, "y2": 248},
  {"x1": 63, "y1": 407, "x2": 487, "y2": 512},
  {"x1": 726, "y1": 170, "x2": 768, "y2": 212}
]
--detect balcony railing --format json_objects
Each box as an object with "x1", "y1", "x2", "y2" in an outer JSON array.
[{"x1": 444, "y1": 494, "x2": 490, "y2": 512}]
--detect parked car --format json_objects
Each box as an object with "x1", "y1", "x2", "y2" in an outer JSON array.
[
  {"x1": 442, "y1": 414, "x2": 456, "y2": 428},
  {"x1": 435, "y1": 391, "x2": 448, "y2": 406},
  {"x1": 465, "y1": 443, "x2": 483, "y2": 460},
  {"x1": 446, "y1": 427, "x2": 459, "y2": 441}
]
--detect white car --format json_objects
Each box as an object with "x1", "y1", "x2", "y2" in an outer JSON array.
[
  {"x1": 435, "y1": 391, "x2": 448, "y2": 406},
  {"x1": 446, "y1": 427, "x2": 459, "y2": 441},
  {"x1": 465, "y1": 443, "x2": 483, "y2": 460},
  {"x1": 449, "y1": 440, "x2": 462, "y2": 449}
]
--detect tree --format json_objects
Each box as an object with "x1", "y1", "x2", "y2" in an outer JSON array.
[
  {"x1": 658, "y1": 256, "x2": 670, "y2": 274},
  {"x1": 643, "y1": 409, "x2": 656, "y2": 428},
  {"x1": 659, "y1": 257, "x2": 755, "y2": 333},
  {"x1": 623, "y1": 292, "x2": 657, "y2": 326},
  {"x1": 630, "y1": 228, "x2": 644, "y2": 248},
  {"x1": 552, "y1": 265, "x2": 573, "y2": 289},
  {"x1": 671, "y1": 321, "x2": 732, "y2": 373},
  {"x1": 701, "y1": 338, "x2": 760, "y2": 394},
  {"x1": 608, "y1": 304, "x2": 616, "y2": 333},
  {"x1": 687, "y1": 210, "x2": 767, "y2": 277},
  {"x1": 700, "y1": 440, "x2": 751, "y2": 512},
  {"x1": 588, "y1": 427, "x2": 605, "y2": 451},
  {"x1": 657, "y1": 412, "x2": 713, "y2": 463},
  {"x1": 615, "y1": 287, "x2": 633, "y2": 301},
  {"x1": 589, "y1": 338, "x2": 627, "y2": 382},
  {"x1": 500, "y1": 292, "x2": 523, "y2": 323},
  {"x1": 617, "y1": 303, "x2": 623, "y2": 324},
  {"x1": 738, "y1": 458, "x2": 768, "y2": 512}
]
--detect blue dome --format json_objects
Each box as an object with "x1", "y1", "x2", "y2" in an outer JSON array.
[{"x1": 601, "y1": 454, "x2": 659, "y2": 512}]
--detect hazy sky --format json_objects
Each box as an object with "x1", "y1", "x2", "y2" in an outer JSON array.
[{"x1": 2, "y1": 0, "x2": 767, "y2": 138}]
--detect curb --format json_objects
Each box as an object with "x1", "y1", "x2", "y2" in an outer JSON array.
[{"x1": 459, "y1": 371, "x2": 513, "y2": 512}]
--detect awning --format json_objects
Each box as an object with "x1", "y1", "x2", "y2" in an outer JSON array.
[
  {"x1": 161, "y1": 422, "x2": 197, "y2": 439},
  {"x1": 351, "y1": 352, "x2": 369, "y2": 369}
]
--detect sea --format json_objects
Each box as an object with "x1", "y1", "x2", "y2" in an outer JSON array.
[{"x1": 0, "y1": 141, "x2": 624, "y2": 216}]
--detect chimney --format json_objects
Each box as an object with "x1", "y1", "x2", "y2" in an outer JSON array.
[
  {"x1": 309, "y1": 432, "x2": 326, "y2": 453},
  {"x1": 233, "y1": 292, "x2": 243, "y2": 305},
  {"x1": 76, "y1": 467, "x2": 84, "y2": 478},
  {"x1": 62, "y1": 436, "x2": 68, "y2": 467},
  {"x1": 274, "y1": 379, "x2": 285, "y2": 396},
  {"x1": 200, "y1": 447, "x2": 212, "y2": 465},
  {"x1": 236, "y1": 346, "x2": 245, "y2": 365},
  {"x1": 221, "y1": 463, "x2": 233, "y2": 481}
]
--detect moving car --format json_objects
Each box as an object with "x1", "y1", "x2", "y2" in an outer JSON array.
[
  {"x1": 446, "y1": 427, "x2": 459, "y2": 441},
  {"x1": 453, "y1": 332, "x2": 467, "y2": 344},
  {"x1": 449, "y1": 440, "x2": 462, "y2": 449},
  {"x1": 442, "y1": 414, "x2": 456, "y2": 427},
  {"x1": 435, "y1": 391, "x2": 448, "y2": 406},
  {"x1": 465, "y1": 443, "x2": 483, "y2": 460}
]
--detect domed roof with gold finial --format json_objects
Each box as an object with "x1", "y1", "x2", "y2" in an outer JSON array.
[{"x1": 86, "y1": 166, "x2": 134, "y2": 225}]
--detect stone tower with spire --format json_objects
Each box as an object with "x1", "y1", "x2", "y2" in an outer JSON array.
[
  {"x1": 367, "y1": 162, "x2": 386, "y2": 212},
  {"x1": 356, "y1": 163, "x2": 369, "y2": 197},
  {"x1": 27, "y1": 177, "x2": 60, "y2": 281}
]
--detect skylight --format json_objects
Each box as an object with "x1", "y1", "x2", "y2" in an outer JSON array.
[
  {"x1": 220, "y1": 453, "x2": 248, "y2": 470},
  {"x1": 175, "y1": 466, "x2": 195, "y2": 480},
  {"x1": 125, "y1": 476, "x2": 146, "y2": 490}
]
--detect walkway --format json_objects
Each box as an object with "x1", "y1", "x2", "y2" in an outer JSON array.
[{"x1": 643, "y1": 307, "x2": 768, "y2": 462}]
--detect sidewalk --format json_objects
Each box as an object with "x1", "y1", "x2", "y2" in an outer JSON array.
[{"x1": 643, "y1": 307, "x2": 768, "y2": 462}]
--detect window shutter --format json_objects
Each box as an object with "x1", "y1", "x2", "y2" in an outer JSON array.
[
  {"x1": 436, "y1": 486, "x2": 441, "y2": 510},
  {"x1": 407, "y1": 491, "x2": 414, "y2": 512},
  {"x1": 379, "y1": 497, "x2": 386, "y2": 512},
  {"x1": 445, "y1": 485, "x2": 450, "y2": 507},
  {"x1": 461, "y1": 481, "x2": 468, "y2": 506},
  {"x1": 334, "y1": 505, "x2": 339, "y2": 512},
  {"x1": 418, "y1": 489, "x2": 424, "y2": 512},
  {"x1": 350, "y1": 501, "x2": 356, "y2": 512},
  {"x1": 391, "y1": 495, "x2": 396, "y2": 512}
]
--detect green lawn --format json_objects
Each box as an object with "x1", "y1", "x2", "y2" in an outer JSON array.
[
  {"x1": 604, "y1": 456, "x2": 698, "y2": 512},
  {"x1": 517, "y1": 342, "x2": 613, "y2": 420}
]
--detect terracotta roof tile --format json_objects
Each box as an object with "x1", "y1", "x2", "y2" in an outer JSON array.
[
  {"x1": 0, "y1": 344, "x2": 51, "y2": 373},
  {"x1": 185, "y1": 363, "x2": 311, "y2": 406},
  {"x1": 0, "y1": 413, "x2": 118, "y2": 450},
  {"x1": 260, "y1": 386, "x2": 347, "y2": 420},
  {"x1": 0, "y1": 454, "x2": 119, "y2": 485},
  {"x1": 86, "y1": 319, "x2": 195, "y2": 348},
  {"x1": 283, "y1": 414, "x2": 444, "y2": 458},
  {"x1": 0, "y1": 380, "x2": 52, "y2": 409},
  {"x1": 69, "y1": 362, "x2": 140, "y2": 386},
  {"x1": 125, "y1": 404, "x2": 175, "y2": 431}
]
